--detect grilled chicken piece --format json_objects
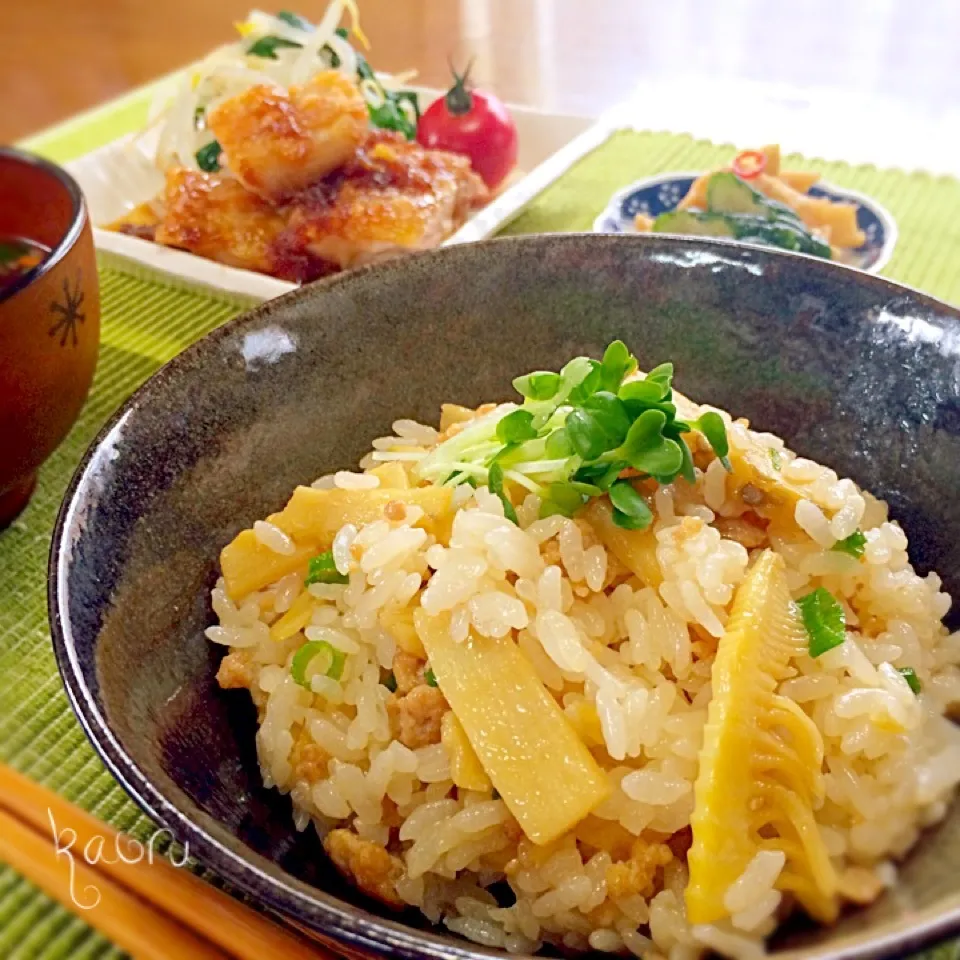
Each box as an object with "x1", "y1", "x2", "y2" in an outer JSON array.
[
  {"x1": 285, "y1": 132, "x2": 489, "y2": 268},
  {"x1": 155, "y1": 168, "x2": 287, "y2": 274},
  {"x1": 208, "y1": 71, "x2": 368, "y2": 202}
]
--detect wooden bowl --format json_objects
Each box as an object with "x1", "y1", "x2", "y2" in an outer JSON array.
[{"x1": 0, "y1": 147, "x2": 100, "y2": 526}]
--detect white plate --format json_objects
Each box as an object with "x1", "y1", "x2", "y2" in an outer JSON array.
[{"x1": 68, "y1": 84, "x2": 595, "y2": 304}]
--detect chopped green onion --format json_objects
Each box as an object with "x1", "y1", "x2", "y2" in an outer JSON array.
[
  {"x1": 833, "y1": 530, "x2": 867, "y2": 559},
  {"x1": 305, "y1": 551, "x2": 349, "y2": 585},
  {"x1": 898, "y1": 667, "x2": 921, "y2": 695},
  {"x1": 513, "y1": 371, "x2": 561, "y2": 401},
  {"x1": 355, "y1": 51, "x2": 418, "y2": 138},
  {"x1": 383, "y1": 671, "x2": 398, "y2": 693},
  {"x1": 292, "y1": 640, "x2": 346, "y2": 688},
  {"x1": 487, "y1": 463, "x2": 518, "y2": 525},
  {"x1": 496, "y1": 409, "x2": 538, "y2": 444},
  {"x1": 247, "y1": 35, "x2": 302, "y2": 58},
  {"x1": 797, "y1": 587, "x2": 846, "y2": 658},
  {"x1": 277, "y1": 10, "x2": 313, "y2": 29},
  {"x1": 425, "y1": 667, "x2": 438, "y2": 687},
  {"x1": 195, "y1": 141, "x2": 222, "y2": 172},
  {"x1": 768, "y1": 447, "x2": 783, "y2": 472}
]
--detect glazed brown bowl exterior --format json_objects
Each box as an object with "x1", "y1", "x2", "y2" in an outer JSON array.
[
  {"x1": 0, "y1": 147, "x2": 100, "y2": 525},
  {"x1": 50, "y1": 235, "x2": 960, "y2": 960}
]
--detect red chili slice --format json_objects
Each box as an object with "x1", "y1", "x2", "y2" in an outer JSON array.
[{"x1": 732, "y1": 150, "x2": 767, "y2": 180}]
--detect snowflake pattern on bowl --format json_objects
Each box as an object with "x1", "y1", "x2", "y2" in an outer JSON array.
[{"x1": 594, "y1": 172, "x2": 897, "y2": 273}]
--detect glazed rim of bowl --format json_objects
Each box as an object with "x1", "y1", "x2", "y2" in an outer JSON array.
[
  {"x1": 48, "y1": 234, "x2": 960, "y2": 960},
  {"x1": 0, "y1": 146, "x2": 86, "y2": 305}
]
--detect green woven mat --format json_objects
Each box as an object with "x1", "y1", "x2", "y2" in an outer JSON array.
[{"x1": 4, "y1": 94, "x2": 960, "y2": 959}]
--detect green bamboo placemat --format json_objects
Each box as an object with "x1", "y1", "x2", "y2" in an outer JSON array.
[{"x1": 4, "y1": 94, "x2": 960, "y2": 959}]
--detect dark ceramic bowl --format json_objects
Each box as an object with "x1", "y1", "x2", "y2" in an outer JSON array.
[{"x1": 50, "y1": 235, "x2": 960, "y2": 960}]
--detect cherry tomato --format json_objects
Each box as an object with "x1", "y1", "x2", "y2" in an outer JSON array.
[
  {"x1": 732, "y1": 150, "x2": 767, "y2": 180},
  {"x1": 416, "y1": 62, "x2": 518, "y2": 190}
]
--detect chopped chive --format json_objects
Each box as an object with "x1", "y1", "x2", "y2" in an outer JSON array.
[
  {"x1": 797, "y1": 587, "x2": 846, "y2": 658},
  {"x1": 768, "y1": 447, "x2": 783, "y2": 472},
  {"x1": 247, "y1": 35, "x2": 303, "y2": 58},
  {"x1": 898, "y1": 667, "x2": 921, "y2": 695},
  {"x1": 305, "y1": 551, "x2": 349, "y2": 585},
  {"x1": 278, "y1": 10, "x2": 313, "y2": 29},
  {"x1": 292, "y1": 640, "x2": 346, "y2": 688},
  {"x1": 195, "y1": 141, "x2": 222, "y2": 172},
  {"x1": 425, "y1": 667, "x2": 438, "y2": 687},
  {"x1": 833, "y1": 530, "x2": 867, "y2": 559},
  {"x1": 487, "y1": 462, "x2": 518, "y2": 524},
  {"x1": 383, "y1": 671, "x2": 398, "y2": 693}
]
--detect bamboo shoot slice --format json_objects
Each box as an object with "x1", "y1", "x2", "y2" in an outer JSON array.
[
  {"x1": 686, "y1": 550, "x2": 837, "y2": 924},
  {"x1": 221, "y1": 534, "x2": 316, "y2": 603},
  {"x1": 416, "y1": 611, "x2": 609, "y2": 845},
  {"x1": 584, "y1": 500, "x2": 662, "y2": 587},
  {"x1": 277, "y1": 486, "x2": 452, "y2": 542},
  {"x1": 269, "y1": 590, "x2": 316, "y2": 643},
  {"x1": 441, "y1": 712, "x2": 491, "y2": 792},
  {"x1": 221, "y1": 485, "x2": 453, "y2": 601}
]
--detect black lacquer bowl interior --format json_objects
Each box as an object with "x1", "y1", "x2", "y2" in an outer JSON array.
[{"x1": 50, "y1": 235, "x2": 960, "y2": 960}]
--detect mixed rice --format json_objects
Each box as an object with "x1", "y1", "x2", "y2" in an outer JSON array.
[{"x1": 208, "y1": 348, "x2": 960, "y2": 959}]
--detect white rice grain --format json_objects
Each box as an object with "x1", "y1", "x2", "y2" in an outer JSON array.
[
  {"x1": 253, "y1": 520, "x2": 296, "y2": 556},
  {"x1": 335, "y1": 470, "x2": 380, "y2": 490}
]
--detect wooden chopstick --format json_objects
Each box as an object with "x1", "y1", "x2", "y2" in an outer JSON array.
[{"x1": 0, "y1": 763, "x2": 333, "y2": 960}]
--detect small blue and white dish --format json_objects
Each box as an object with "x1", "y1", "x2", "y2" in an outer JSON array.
[{"x1": 594, "y1": 171, "x2": 897, "y2": 273}]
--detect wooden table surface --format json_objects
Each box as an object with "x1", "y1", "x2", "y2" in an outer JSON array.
[{"x1": 4, "y1": 0, "x2": 960, "y2": 144}]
